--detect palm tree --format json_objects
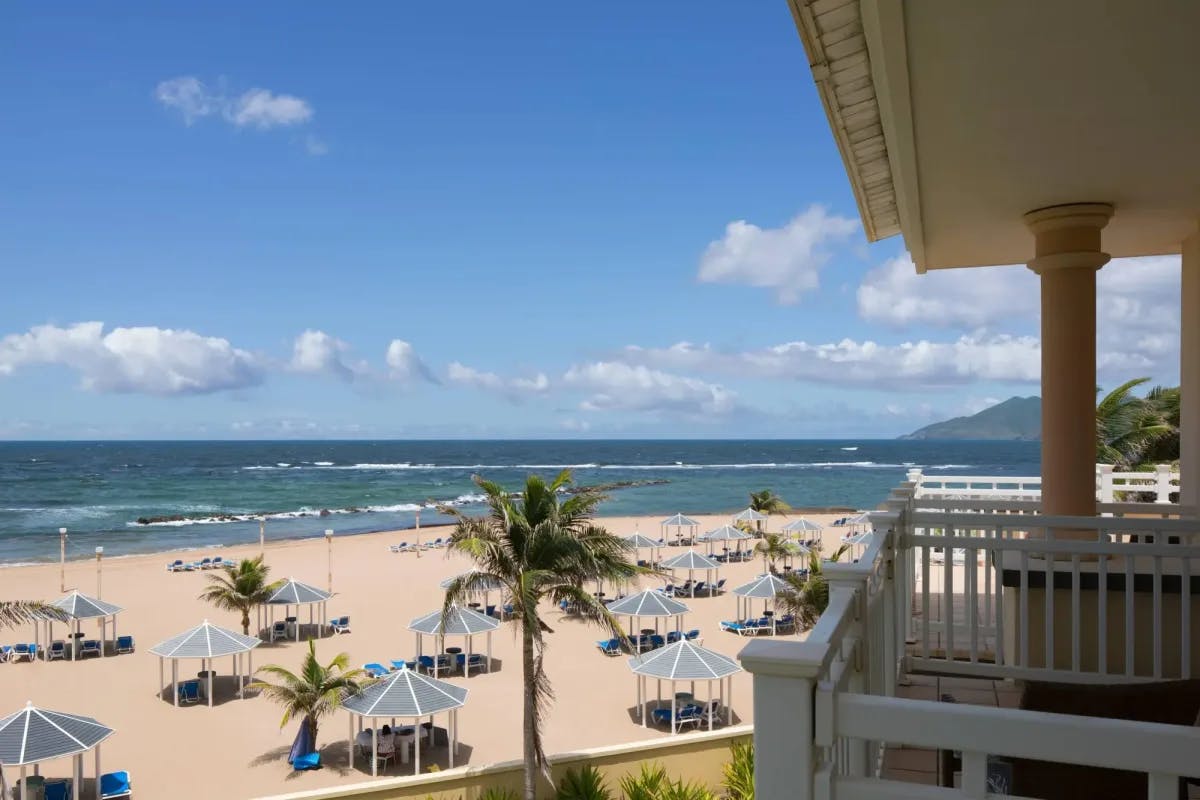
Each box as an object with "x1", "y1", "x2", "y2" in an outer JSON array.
[
  {"x1": 1096, "y1": 378, "x2": 1172, "y2": 469},
  {"x1": 440, "y1": 470, "x2": 645, "y2": 800},
  {"x1": 249, "y1": 639, "x2": 366, "y2": 746},
  {"x1": 777, "y1": 546, "x2": 848, "y2": 631},
  {"x1": 0, "y1": 601, "x2": 64, "y2": 629},
  {"x1": 1142, "y1": 385, "x2": 1181, "y2": 464},
  {"x1": 198, "y1": 555, "x2": 282, "y2": 635},
  {"x1": 749, "y1": 489, "x2": 790, "y2": 516},
  {"x1": 753, "y1": 533, "x2": 791, "y2": 574}
]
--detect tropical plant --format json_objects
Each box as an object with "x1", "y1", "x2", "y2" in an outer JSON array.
[
  {"x1": 439, "y1": 471, "x2": 645, "y2": 800},
  {"x1": 619, "y1": 763, "x2": 716, "y2": 800},
  {"x1": 721, "y1": 740, "x2": 755, "y2": 800},
  {"x1": 1096, "y1": 378, "x2": 1173, "y2": 469},
  {"x1": 748, "y1": 489, "x2": 790, "y2": 516},
  {"x1": 479, "y1": 789, "x2": 520, "y2": 800},
  {"x1": 753, "y1": 533, "x2": 791, "y2": 574},
  {"x1": 198, "y1": 555, "x2": 282, "y2": 635},
  {"x1": 0, "y1": 601, "x2": 64, "y2": 629},
  {"x1": 556, "y1": 764, "x2": 612, "y2": 800},
  {"x1": 249, "y1": 639, "x2": 366, "y2": 747},
  {"x1": 777, "y1": 545, "x2": 849, "y2": 630},
  {"x1": 1142, "y1": 384, "x2": 1181, "y2": 464}
]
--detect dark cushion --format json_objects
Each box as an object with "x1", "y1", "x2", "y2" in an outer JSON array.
[{"x1": 1010, "y1": 679, "x2": 1200, "y2": 800}]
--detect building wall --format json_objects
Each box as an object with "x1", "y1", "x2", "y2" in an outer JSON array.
[{"x1": 252, "y1": 726, "x2": 752, "y2": 800}]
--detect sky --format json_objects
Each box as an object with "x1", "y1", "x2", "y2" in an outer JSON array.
[{"x1": 0, "y1": 3, "x2": 1183, "y2": 440}]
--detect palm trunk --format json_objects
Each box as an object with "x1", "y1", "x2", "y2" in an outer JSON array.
[
  {"x1": 242, "y1": 607, "x2": 251, "y2": 635},
  {"x1": 522, "y1": 619, "x2": 537, "y2": 800}
]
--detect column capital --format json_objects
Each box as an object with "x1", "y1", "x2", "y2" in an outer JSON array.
[
  {"x1": 1024, "y1": 202, "x2": 1114, "y2": 274},
  {"x1": 1023, "y1": 202, "x2": 1114, "y2": 234}
]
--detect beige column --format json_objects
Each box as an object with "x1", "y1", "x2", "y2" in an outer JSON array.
[
  {"x1": 1182, "y1": 229, "x2": 1200, "y2": 507},
  {"x1": 1025, "y1": 203, "x2": 1114, "y2": 531}
]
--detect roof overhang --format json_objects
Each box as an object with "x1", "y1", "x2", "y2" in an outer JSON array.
[{"x1": 790, "y1": 0, "x2": 1200, "y2": 272}]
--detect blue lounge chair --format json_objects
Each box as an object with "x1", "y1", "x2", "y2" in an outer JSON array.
[
  {"x1": 390, "y1": 658, "x2": 415, "y2": 671},
  {"x1": 270, "y1": 621, "x2": 288, "y2": 641},
  {"x1": 80, "y1": 639, "x2": 101, "y2": 658},
  {"x1": 691, "y1": 581, "x2": 708, "y2": 595},
  {"x1": 775, "y1": 614, "x2": 796, "y2": 633},
  {"x1": 0, "y1": 645, "x2": 10, "y2": 663},
  {"x1": 596, "y1": 638, "x2": 622, "y2": 656},
  {"x1": 12, "y1": 643, "x2": 34, "y2": 662},
  {"x1": 651, "y1": 704, "x2": 703, "y2": 732},
  {"x1": 457, "y1": 653, "x2": 486, "y2": 672},
  {"x1": 48, "y1": 640, "x2": 66, "y2": 661},
  {"x1": 713, "y1": 578, "x2": 727, "y2": 593},
  {"x1": 417, "y1": 655, "x2": 436, "y2": 673},
  {"x1": 363, "y1": 663, "x2": 388, "y2": 677},
  {"x1": 485, "y1": 604, "x2": 497, "y2": 617},
  {"x1": 293, "y1": 751, "x2": 321, "y2": 771},
  {"x1": 685, "y1": 628, "x2": 703, "y2": 643},
  {"x1": 500, "y1": 604, "x2": 515, "y2": 619},
  {"x1": 166, "y1": 559, "x2": 184, "y2": 572},
  {"x1": 178, "y1": 680, "x2": 201, "y2": 704},
  {"x1": 99, "y1": 771, "x2": 131, "y2": 799},
  {"x1": 666, "y1": 630, "x2": 683, "y2": 644},
  {"x1": 649, "y1": 634, "x2": 665, "y2": 649},
  {"x1": 44, "y1": 779, "x2": 71, "y2": 800},
  {"x1": 330, "y1": 616, "x2": 351, "y2": 634},
  {"x1": 116, "y1": 635, "x2": 134, "y2": 654},
  {"x1": 197, "y1": 557, "x2": 212, "y2": 569}
]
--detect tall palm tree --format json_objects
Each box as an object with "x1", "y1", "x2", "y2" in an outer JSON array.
[
  {"x1": 749, "y1": 489, "x2": 790, "y2": 516},
  {"x1": 753, "y1": 532, "x2": 791, "y2": 574},
  {"x1": 249, "y1": 639, "x2": 365, "y2": 746},
  {"x1": 1142, "y1": 385, "x2": 1181, "y2": 464},
  {"x1": 1096, "y1": 378, "x2": 1172, "y2": 469},
  {"x1": 440, "y1": 471, "x2": 644, "y2": 800},
  {"x1": 777, "y1": 546, "x2": 848, "y2": 631},
  {"x1": 198, "y1": 555, "x2": 282, "y2": 635},
  {"x1": 0, "y1": 601, "x2": 64, "y2": 629}
]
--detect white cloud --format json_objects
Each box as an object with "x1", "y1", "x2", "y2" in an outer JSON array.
[
  {"x1": 155, "y1": 76, "x2": 316, "y2": 134},
  {"x1": 0, "y1": 322, "x2": 264, "y2": 395},
  {"x1": 289, "y1": 330, "x2": 364, "y2": 381},
  {"x1": 385, "y1": 339, "x2": 437, "y2": 383},
  {"x1": 697, "y1": 206, "x2": 860, "y2": 303},
  {"x1": 619, "y1": 335, "x2": 1043, "y2": 390},
  {"x1": 446, "y1": 362, "x2": 548, "y2": 400},
  {"x1": 562, "y1": 361, "x2": 737, "y2": 416}
]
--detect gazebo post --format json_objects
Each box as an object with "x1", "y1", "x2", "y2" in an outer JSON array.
[
  {"x1": 172, "y1": 660, "x2": 178, "y2": 706},
  {"x1": 413, "y1": 719, "x2": 420, "y2": 775},
  {"x1": 727, "y1": 677, "x2": 733, "y2": 725},
  {"x1": 639, "y1": 676, "x2": 645, "y2": 727},
  {"x1": 449, "y1": 710, "x2": 455, "y2": 767},
  {"x1": 19, "y1": 765, "x2": 25, "y2": 800},
  {"x1": 94, "y1": 743, "x2": 100, "y2": 800},
  {"x1": 371, "y1": 724, "x2": 378, "y2": 777},
  {"x1": 237, "y1": 654, "x2": 243, "y2": 699},
  {"x1": 74, "y1": 754, "x2": 82, "y2": 797},
  {"x1": 158, "y1": 657, "x2": 163, "y2": 699},
  {"x1": 671, "y1": 682, "x2": 677, "y2": 734},
  {"x1": 465, "y1": 635, "x2": 472, "y2": 677},
  {"x1": 207, "y1": 666, "x2": 213, "y2": 708},
  {"x1": 487, "y1": 631, "x2": 492, "y2": 672},
  {"x1": 348, "y1": 714, "x2": 354, "y2": 769}
]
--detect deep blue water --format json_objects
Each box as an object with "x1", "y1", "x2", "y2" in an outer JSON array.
[{"x1": 0, "y1": 440, "x2": 1040, "y2": 564}]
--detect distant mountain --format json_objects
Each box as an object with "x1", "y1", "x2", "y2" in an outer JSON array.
[{"x1": 900, "y1": 396, "x2": 1042, "y2": 441}]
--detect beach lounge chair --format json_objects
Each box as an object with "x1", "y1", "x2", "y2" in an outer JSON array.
[
  {"x1": 0, "y1": 645, "x2": 10, "y2": 663},
  {"x1": 80, "y1": 639, "x2": 101, "y2": 657},
  {"x1": 270, "y1": 621, "x2": 288, "y2": 641},
  {"x1": 197, "y1": 557, "x2": 212, "y2": 569},
  {"x1": 500, "y1": 604, "x2": 515, "y2": 619},
  {"x1": 99, "y1": 771, "x2": 131, "y2": 799},
  {"x1": 666, "y1": 630, "x2": 683, "y2": 644},
  {"x1": 166, "y1": 559, "x2": 185, "y2": 572},
  {"x1": 178, "y1": 680, "x2": 201, "y2": 704},
  {"x1": 685, "y1": 628, "x2": 703, "y2": 644},
  {"x1": 44, "y1": 779, "x2": 71, "y2": 800},
  {"x1": 390, "y1": 658, "x2": 414, "y2": 671},
  {"x1": 417, "y1": 655, "x2": 436, "y2": 674},
  {"x1": 293, "y1": 751, "x2": 320, "y2": 771},
  {"x1": 596, "y1": 638, "x2": 622, "y2": 656},
  {"x1": 330, "y1": 616, "x2": 351, "y2": 634},
  {"x1": 775, "y1": 614, "x2": 796, "y2": 633},
  {"x1": 116, "y1": 635, "x2": 134, "y2": 654},
  {"x1": 691, "y1": 581, "x2": 708, "y2": 596},
  {"x1": 363, "y1": 663, "x2": 389, "y2": 678},
  {"x1": 649, "y1": 634, "x2": 666, "y2": 649},
  {"x1": 48, "y1": 640, "x2": 66, "y2": 661},
  {"x1": 651, "y1": 704, "x2": 703, "y2": 733},
  {"x1": 12, "y1": 643, "x2": 34, "y2": 662},
  {"x1": 713, "y1": 578, "x2": 727, "y2": 593},
  {"x1": 485, "y1": 604, "x2": 497, "y2": 617},
  {"x1": 457, "y1": 653, "x2": 486, "y2": 673}
]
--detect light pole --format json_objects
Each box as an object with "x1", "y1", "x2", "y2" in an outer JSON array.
[
  {"x1": 59, "y1": 528, "x2": 67, "y2": 592},
  {"x1": 259, "y1": 517, "x2": 266, "y2": 556},
  {"x1": 95, "y1": 546, "x2": 104, "y2": 598},
  {"x1": 325, "y1": 529, "x2": 333, "y2": 593},
  {"x1": 414, "y1": 509, "x2": 421, "y2": 558}
]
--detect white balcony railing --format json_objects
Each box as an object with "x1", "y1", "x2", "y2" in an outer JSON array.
[
  {"x1": 911, "y1": 464, "x2": 1181, "y2": 504},
  {"x1": 739, "y1": 480, "x2": 1200, "y2": 800}
]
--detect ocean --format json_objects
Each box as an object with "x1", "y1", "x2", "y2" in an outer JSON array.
[{"x1": 0, "y1": 439, "x2": 1040, "y2": 564}]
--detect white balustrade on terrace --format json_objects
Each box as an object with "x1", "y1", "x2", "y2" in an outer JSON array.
[
  {"x1": 739, "y1": 478, "x2": 1200, "y2": 800},
  {"x1": 910, "y1": 464, "x2": 1180, "y2": 504}
]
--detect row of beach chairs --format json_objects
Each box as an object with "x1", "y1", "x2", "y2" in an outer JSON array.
[
  {"x1": 661, "y1": 578, "x2": 727, "y2": 597},
  {"x1": 165, "y1": 555, "x2": 230, "y2": 572},
  {"x1": 651, "y1": 699, "x2": 723, "y2": 733},
  {"x1": 362, "y1": 653, "x2": 487, "y2": 678},
  {"x1": 719, "y1": 615, "x2": 797, "y2": 636},
  {"x1": 265, "y1": 616, "x2": 350, "y2": 642},
  {"x1": 1, "y1": 636, "x2": 134, "y2": 662},
  {"x1": 388, "y1": 537, "x2": 449, "y2": 553},
  {"x1": 24, "y1": 770, "x2": 131, "y2": 800},
  {"x1": 596, "y1": 628, "x2": 703, "y2": 656}
]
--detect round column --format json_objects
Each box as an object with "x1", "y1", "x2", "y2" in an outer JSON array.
[{"x1": 1025, "y1": 203, "x2": 1113, "y2": 531}]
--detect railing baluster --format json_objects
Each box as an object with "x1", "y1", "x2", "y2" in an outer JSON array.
[
  {"x1": 921, "y1": 526, "x2": 931, "y2": 660},
  {"x1": 1045, "y1": 530, "x2": 1055, "y2": 670},
  {"x1": 944, "y1": 523, "x2": 955, "y2": 661},
  {"x1": 1098, "y1": 554, "x2": 1108, "y2": 675},
  {"x1": 994, "y1": 528, "x2": 1005, "y2": 666},
  {"x1": 1153, "y1": 553, "x2": 1163, "y2": 679},
  {"x1": 968, "y1": 541, "x2": 978, "y2": 663},
  {"x1": 1125, "y1": 556, "x2": 1136, "y2": 677},
  {"x1": 1020, "y1": 550, "x2": 1029, "y2": 668},
  {"x1": 1071, "y1": 553, "x2": 1081, "y2": 672},
  {"x1": 1183, "y1": 555, "x2": 1192, "y2": 679}
]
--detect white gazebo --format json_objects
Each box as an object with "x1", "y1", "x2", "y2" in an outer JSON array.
[
  {"x1": 623, "y1": 532, "x2": 663, "y2": 566},
  {"x1": 659, "y1": 514, "x2": 700, "y2": 546},
  {"x1": 42, "y1": 591, "x2": 123, "y2": 661},
  {"x1": 262, "y1": 578, "x2": 332, "y2": 641},
  {"x1": 408, "y1": 604, "x2": 498, "y2": 677},
  {"x1": 606, "y1": 590, "x2": 689, "y2": 653},
  {"x1": 343, "y1": 665, "x2": 467, "y2": 776},
  {"x1": 149, "y1": 620, "x2": 261, "y2": 707},
  {"x1": 781, "y1": 517, "x2": 823, "y2": 542},
  {"x1": 697, "y1": 525, "x2": 754, "y2": 559},
  {"x1": 731, "y1": 507, "x2": 769, "y2": 532},
  {"x1": 439, "y1": 570, "x2": 505, "y2": 615},
  {"x1": 731, "y1": 573, "x2": 793, "y2": 630},
  {"x1": 659, "y1": 550, "x2": 722, "y2": 598},
  {"x1": 0, "y1": 702, "x2": 115, "y2": 800},
  {"x1": 629, "y1": 640, "x2": 741, "y2": 733}
]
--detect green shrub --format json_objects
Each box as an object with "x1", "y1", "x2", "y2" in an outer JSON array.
[
  {"x1": 478, "y1": 787, "x2": 519, "y2": 800},
  {"x1": 720, "y1": 741, "x2": 754, "y2": 800},
  {"x1": 557, "y1": 764, "x2": 613, "y2": 800},
  {"x1": 618, "y1": 763, "x2": 715, "y2": 800}
]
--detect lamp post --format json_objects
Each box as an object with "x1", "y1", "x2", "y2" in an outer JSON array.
[
  {"x1": 325, "y1": 529, "x2": 333, "y2": 593},
  {"x1": 95, "y1": 546, "x2": 104, "y2": 598},
  {"x1": 59, "y1": 528, "x2": 67, "y2": 592},
  {"x1": 259, "y1": 517, "x2": 266, "y2": 557},
  {"x1": 415, "y1": 509, "x2": 421, "y2": 558}
]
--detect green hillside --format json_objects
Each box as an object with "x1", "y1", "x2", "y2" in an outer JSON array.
[{"x1": 900, "y1": 396, "x2": 1041, "y2": 441}]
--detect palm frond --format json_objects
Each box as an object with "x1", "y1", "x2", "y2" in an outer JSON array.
[{"x1": 0, "y1": 601, "x2": 66, "y2": 629}]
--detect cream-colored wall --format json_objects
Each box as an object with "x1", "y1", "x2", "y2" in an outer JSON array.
[
  {"x1": 1002, "y1": 588, "x2": 1200, "y2": 677},
  {"x1": 252, "y1": 726, "x2": 752, "y2": 800}
]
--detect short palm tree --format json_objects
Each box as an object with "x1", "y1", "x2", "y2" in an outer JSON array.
[
  {"x1": 749, "y1": 490, "x2": 790, "y2": 516},
  {"x1": 440, "y1": 471, "x2": 645, "y2": 800},
  {"x1": 777, "y1": 546, "x2": 848, "y2": 631},
  {"x1": 249, "y1": 639, "x2": 366, "y2": 746},
  {"x1": 753, "y1": 533, "x2": 791, "y2": 574},
  {"x1": 1096, "y1": 378, "x2": 1172, "y2": 469},
  {"x1": 198, "y1": 555, "x2": 282, "y2": 635},
  {"x1": 0, "y1": 601, "x2": 64, "y2": 629}
]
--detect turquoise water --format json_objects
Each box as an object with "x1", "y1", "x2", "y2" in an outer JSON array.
[{"x1": 0, "y1": 439, "x2": 1039, "y2": 563}]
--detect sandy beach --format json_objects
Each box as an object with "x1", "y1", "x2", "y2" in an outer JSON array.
[{"x1": 0, "y1": 512, "x2": 850, "y2": 799}]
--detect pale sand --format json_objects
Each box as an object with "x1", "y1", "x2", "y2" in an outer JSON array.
[{"x1": 0, "y1": 513, "x2": 850, "y2": 798}]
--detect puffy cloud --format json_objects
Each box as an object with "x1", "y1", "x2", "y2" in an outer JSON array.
[
  {"x1": 619, "y1": 335, "x2": 1043, "y2": 390},
  {"x1": 155, "y1": 76, "x2": 315, "y2": 132},
  {"x1": 696, "y1": 206, "x2": 860, "y2": 303},
  {"x1": 385, "y1": 339, "x2": 437, "y2": 383},
  {"x1": 0, "y1": 322, "x2": 264, "y2": 395},
  {"x1": 289, "y1": 330, "x2": 364, "y2": 381},
  {"x1": 562, "y1": 361, "x2": 737, "y2": 416},
  {"x1": 446, "y1": 362, "x2": 548, "y2": 400}
]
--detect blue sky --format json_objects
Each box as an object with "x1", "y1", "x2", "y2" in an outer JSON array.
[{"x1": 0, "y1": 3, "x2": 1181, "y2": 439}]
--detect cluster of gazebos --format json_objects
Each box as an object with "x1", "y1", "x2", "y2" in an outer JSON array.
[{"x1": 0, "y1": 702, "x2": 125, "y2": 800}]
